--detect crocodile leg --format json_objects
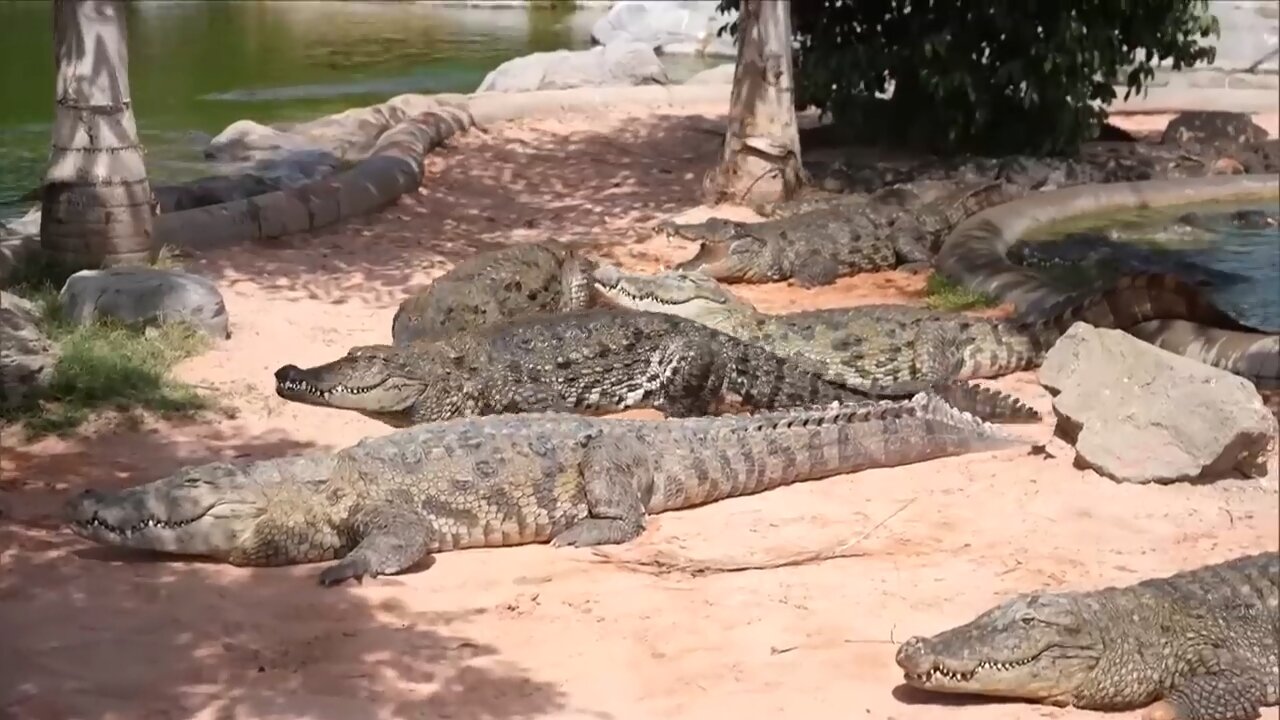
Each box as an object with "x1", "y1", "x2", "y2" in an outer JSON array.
[
  {"x1": 1149, "y1": 662, "x2": 1271, "y2": 720},
  {"x1": 496, "y1": 383, "x2": 577, "y2": 414},
  {"x1": 559, "y1": 251, "x2": 597, "y2": 311},
  {"x1": 551, "y1": 433, "x2": 651, "y2": 547},
  {"x1": 642, "y1": 339, "x2": 724, "y2": 417},
  {"x1": 789, "y1": 245, "x2": 845, "y2": 288},
  {"x1": 886, "y1": 215, "x2": 936, "y2": 269},
  {"x1": 318, "y1": 502, "x2": 433, "y2": 587}
]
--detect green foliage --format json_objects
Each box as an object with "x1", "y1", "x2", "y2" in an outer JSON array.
[
  {"x1": 716, "y1": 0, "x2": 1219, "y2": 155},
  {"x1": 3, "y1": 257, "x2": 211, "y2": 436},
  {"x1": 923, "y1": 273, "x2": 999, "y2": 311}
]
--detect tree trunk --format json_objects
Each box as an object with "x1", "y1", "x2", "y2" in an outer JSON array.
[
  {"x1": 703, "y1": 0, "x2": 804, "y2": 207},
  {"x1": 41, "y1": 0, "x2": 155, "y2": 271}
]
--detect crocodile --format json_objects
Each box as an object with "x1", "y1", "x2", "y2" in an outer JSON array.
[
  {"x1": 390, "y1": 242, "x2": 596, "y2": 346},
  {"x1": 663, "y1": 180, "x2": 1024, "y2": 287},
  {"x1": 589, "y1": 265, "x2": 1263, "y2": 395},
  {"x1": 65, "y1": 396, "x2": 1023, "y2": 586},
  {"x1": 276, "y1": 308, "x2": 936, "y2": 424},
  {"x1": 895, "y1": 550, "x2": 1279, "y2": 720},
  {"x1": 805, "y1": 137, "x2": 1280, "y2": 198}
]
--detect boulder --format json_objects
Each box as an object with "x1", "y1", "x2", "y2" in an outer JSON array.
[
  {"x1": 59, "y1": 267, "x2": 230, "y2": 340},
  {"x1": 591, "y1": 0, "x2": 736, "y2": 57},
  {"x1": 1160, "y1": 110, "x2": 1270, "y2": 147},
  {"x1": 203, "y1": 119, "x2": 330, "y2": 163},
  {"x1": 0, "y1": 291, "x2": 57, "y2": 409},
  {"x1": 204, "y1": 94, "x2": 460, "y2": 164},
  {"x1": 685, "y1": 62, "x2": 735, "y2": 85},
  {"x1": 475, "y1": 41, "x2": 669, "y2": 94},
  {"x1": 1039, "y1": 323, "x2": 1277, "y2": 484}
]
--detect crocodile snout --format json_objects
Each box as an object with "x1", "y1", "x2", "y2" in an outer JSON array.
[
  {"x1": 274, "y1": 364, "x2": 304, "y2": 384},
  {"x1": 274, "y1": 364, "x2": 322, "y2": 400},
  {"x1": 895, "y1": 636, "x2": 931, "y2": 672}
]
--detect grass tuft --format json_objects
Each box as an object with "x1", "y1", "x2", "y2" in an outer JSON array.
[
  {"x1": 922, "y1": 273, "x2": 999, "y2": 312},
  {"x1": 2, "y1": 248, "x2": 211, "y2": 436}
]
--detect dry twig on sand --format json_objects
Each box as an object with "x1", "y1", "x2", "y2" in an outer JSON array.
[{"x1": 588, "y1": 498, "x2": 917, "y2": 577}]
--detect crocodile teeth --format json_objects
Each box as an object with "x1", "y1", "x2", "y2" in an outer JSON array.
[
  {"x1": 609, "y1": 285, "x2": 677, "y2": 306},
  {"x1": 80, "y1": 514, "x2": 199, "y2": 536},
  {"x1": 912, "y1": 656, "x2": 1036, "y2": 684},
  {"x1": 278, "y1": 379, "x2": 375, "y2": 397}
]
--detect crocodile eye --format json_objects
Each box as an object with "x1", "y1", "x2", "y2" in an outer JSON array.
[{"x1": 1017, "y1": 612, "x2": 1036, "y2": 626}]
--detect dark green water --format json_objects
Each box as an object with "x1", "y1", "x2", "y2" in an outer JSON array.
[{"x1": 0, "y1": 1, "x2": 715, "y2": 218}]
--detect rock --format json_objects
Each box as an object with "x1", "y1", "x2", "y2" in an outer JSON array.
[
  {"x1": 59, "y1": 267, "x2": 230, "y2": 340},
  {"x1": 283, "y1": 93, "x2": 443, "y2": 160},
  {"x1": 685, "y1": 62, "x2": 735, "y2": 85},
  {"x1": 1160, "y1": 110, "x2": 1270, "y2": 147},
  {"x1": 591, "y1": 0, "x2": 737, "y2": 57},
  {"x1": 1039, "y1": 323, "x2": 1277, "y2": 484},
  {"x1": 475, "y1": 41, "x2": 669, "y2": 94},
  {"x1": 204, "y1": 120, "x2": 330, "y2": 163},
  {"x1": 2, "y1": 206, "x2": 41, "y2": 239},
  {"x1": 0, "y1": 291, "x2": 57, "y2": 409},
  {"x1": 204, "y1": 94, "x2": 458, "y2": 165}
]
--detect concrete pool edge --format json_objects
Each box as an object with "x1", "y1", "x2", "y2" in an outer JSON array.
[{"x1": 935, "y1": 173, "x2": 1280, "y2": 387}]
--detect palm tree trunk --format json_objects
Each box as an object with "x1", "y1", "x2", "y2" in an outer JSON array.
[
  {"x1": 41, "y1": 0, "x2": 155, "y2": 271},
  {"x1": 703, "y1": 0, "x2": 804, "y2": 206}
]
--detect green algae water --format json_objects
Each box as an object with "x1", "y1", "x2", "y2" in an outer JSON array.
[
  {"x1": 1022, "y1": 198, "x2": 1280, "y2": 332},
  {"x1": 0, "y1": 1, "x2": 716, "y2": 219}
]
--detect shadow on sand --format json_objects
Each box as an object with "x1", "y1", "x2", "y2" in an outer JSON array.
[
  {"x1": 179, "y1": 111, "x2": 727, "y2": 309},
  {"x1": 1, "y1": 108, "x2": 724, "y2": 719},
  {"x1": 0, "y1": 422, "x2": 574, "y2": 718}
]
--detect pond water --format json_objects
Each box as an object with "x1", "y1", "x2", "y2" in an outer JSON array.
[
  {"x1": 1019, "y1": 198, "x2": 1280, "y2": 332},
  {"x1": 0, "y1": 1, "x2": 718, "y2": 220}
]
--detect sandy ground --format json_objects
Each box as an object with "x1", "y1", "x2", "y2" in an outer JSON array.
[{"x1": 2, "y1": 104, "x2": 1278, "y2": 720}]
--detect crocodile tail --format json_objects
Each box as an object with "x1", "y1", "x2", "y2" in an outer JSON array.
[
  {"x1": 957, "y1": 272, "x2": 1262, "y2": 380},
  {"x1": 1048, "y1": 272, "x2": 1261, "y2": 333},
  {"x1": 930, "y1": 381, "x2": 1041, "y2": 424}
]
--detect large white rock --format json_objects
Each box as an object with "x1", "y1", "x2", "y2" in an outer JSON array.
[
  {"x1": 0, "y1": 291, "x2": 57, "y2": 409},
  {"x1": 475, "y1": 41, "x2": 669, "y2": 93},
  {"x1": 1039, "y1": 323, "x2": 1277, "y2": 484},
  {"x1": 203, "y1": 120, "x2": 331, "y2": 163},
  {"x1": 591, "y1": 0, "x2": 737, "y2": 57},
  {"x1": 60, "y1": 267, "x2": 230, "y2": 340}
]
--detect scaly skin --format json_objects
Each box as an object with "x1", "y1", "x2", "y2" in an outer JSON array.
[
  {"x1": 895, "y1": 551, "x2": 1280, "y2": 720},
  {"x1": 64, "y1": 397, "x2": 1023, "y2": 586},
  {"x1": 590, "y1": 266, "x2": 1261, "y2": 408},
  {"x1": 274, "y1": 308, "x2": 888, "y2": 426},
  {"x1": 589, "y1": 267, "x2": 1039, "y2": 423},
  {"x1": 390, "y1": 242, "x2": 596, "y2": 346},
  {"x1": 665, "y1": 180, "x2": 1022, "y2": 287}
]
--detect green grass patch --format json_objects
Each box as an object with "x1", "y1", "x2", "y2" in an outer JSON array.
[
  {"x1": 922, "y1": 273, "x2": 999, "y2": 312},
  {"x1": 3, "y1": 249, "x2": 211, "y2": 436}
]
